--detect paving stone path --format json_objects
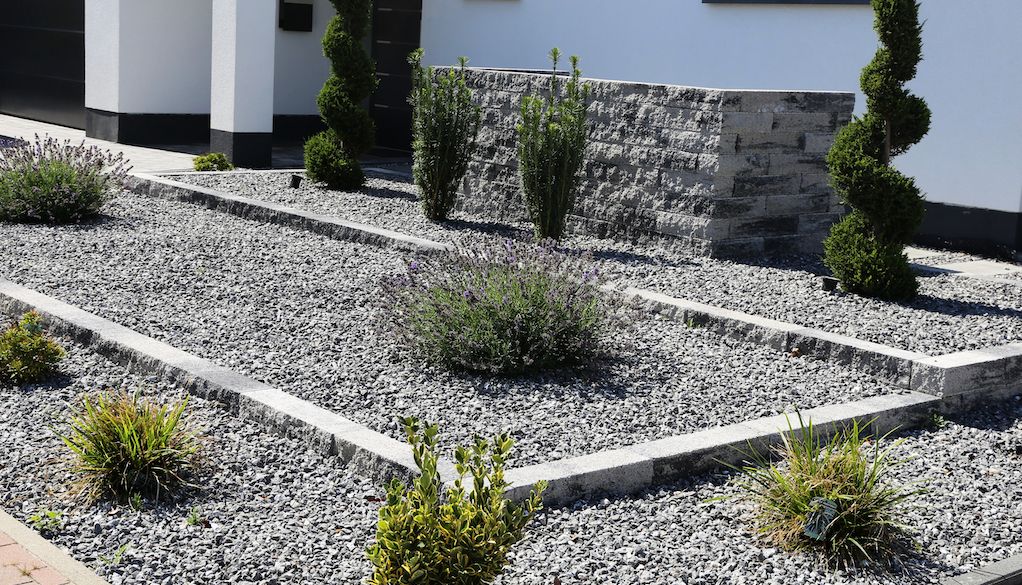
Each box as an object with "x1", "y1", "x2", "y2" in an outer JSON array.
[{"x1": 0, "y1": 513, "x2": 107, "y2": 585}]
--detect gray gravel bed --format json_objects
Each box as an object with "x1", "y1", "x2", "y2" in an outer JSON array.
[
  {"x1": 500, "y1": 395, "x2": 1022, "y2": 585},
  {"x1": 0, "y1": 192, "x2": 902, "y2": 466},
  {"x1": 0, "y1": 339, "x2": 381, "y2": 584},
  {"x1": 168, "y1": 172, "x2": 1022, "y2": 355}
]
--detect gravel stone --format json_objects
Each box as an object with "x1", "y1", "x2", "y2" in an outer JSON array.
[
  {"x1": 498, "y1": 396, "x2": 1022, "y2": 585},
  {"x1": 0, "y1": 340, "x2": 380, "y2": 584},
  {"x1": 0, "y1": 192, "x2": 902, "y2": 466},
  {"x1": 169, "y1": 172, "x2": 1022, "y2": 356}
]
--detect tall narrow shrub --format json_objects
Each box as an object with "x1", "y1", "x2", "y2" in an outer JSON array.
[
  {"x1": 518, "y1": 49, "x2": 590, "y2": 240},
  {"x1": 823, "y1": 0, "x2": 930, "y2": 301},
  {"x1": 305, "y1": 0, "x2": 377, "y2": 190},
  {"x1": 408, "y1": 50, "x2": 482, "y2": 221}
]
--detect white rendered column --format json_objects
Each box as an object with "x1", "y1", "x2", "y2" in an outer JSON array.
[{"x1": 210, "y1": 0, "x2": 277, "y2": 167}]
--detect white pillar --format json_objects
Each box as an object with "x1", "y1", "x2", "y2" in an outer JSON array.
[
  {"x1": 210, "y1": 0, "x2": 278, "y2": 167},
  {"x1": 85, "y1": 0, "x2": 212, "y2": 144}
]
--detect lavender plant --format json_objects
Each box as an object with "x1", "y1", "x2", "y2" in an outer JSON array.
[
  {"x1": 518, "y1": 48, "x2": 590, "y2": 240},
  {"x1": 378, "y1": 239, "x2": 612, "y2": 375},
  {"x1": 0, "y1": 135, "x2": 129, "y2": 224}
]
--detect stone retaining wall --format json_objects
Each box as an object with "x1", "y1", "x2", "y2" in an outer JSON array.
[{"x1": 454, "y1": 68, "x2": 855, "y2": 257}]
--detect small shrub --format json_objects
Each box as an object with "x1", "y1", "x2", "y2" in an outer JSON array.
[
  {"x1": 823, "y1": 211, "x2": 919, "y2": 301},
  {"x1": 193, "y1": 152, "x2": 234, "y2": 172},
  {"x1": 0, "y1": 311, "x2": 65, "y2": 385},
  {"x1": 378, "y1": 239, "x2": 612, "y2": 375},
  {"x1": 408, "y1": 49, "x2": 482, "y2": 221},
  {"x1": 518, "y1": 48, "x2": 590, "y2": 240},
  {"x1": 59, "y1": 391, "x2": 201, "y2": 503},
  {"x1": 368, "y1": 417, "x2": 546, "y2": 585},
  {"x1": 304, "y1": 130, "x2": 365, "y2": 189},
  {"x1": 730, "y1": 415, "x2": 921, "y2": 568},
  {"x1": 28, "y1": 508, "x2": 63, "y2": 534},
  {"x1": 0, "y1": 135, "x2": 129, "y2": 224}
]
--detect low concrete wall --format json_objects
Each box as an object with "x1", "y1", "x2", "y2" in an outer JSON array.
[{"x1": 456, "y1": 68, "x2": 854, "y2": 257}]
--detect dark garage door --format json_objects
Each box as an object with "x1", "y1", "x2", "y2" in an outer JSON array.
[
  {"x1": 0, "y1": 0, "x2": 86, "y2": 129},
  {"x1": 371, "y1": 0, "x2": 421, "y2": 153}
]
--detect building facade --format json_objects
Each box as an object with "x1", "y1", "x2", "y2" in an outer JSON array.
[{"x1": 0, "y1": 0, "x2": 1019, "y2": 256}]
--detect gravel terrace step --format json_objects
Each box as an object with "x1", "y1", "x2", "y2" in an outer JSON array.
[
  {"x1": 168, "y1": 172, "x2": 1022, "y2": 356},
  {"x1": 500, "y1": 396, "x2": 1022, "y2": 585},
  {"x1": 0, "y1": 339, "x2": 381, "y2": 584},
  {"x1": 0, "y1": 192, "x2": 903, "y2": 466}
]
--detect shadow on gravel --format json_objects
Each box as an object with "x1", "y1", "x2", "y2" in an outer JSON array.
[
  {"x1": 363, "y1": 184, "x2": 419, "y2": 202},
  {"x1": 908, "y1": 295, "x2": 1022, "y2": 321},
  {"x1": 443, "y1": 217, "x2": 531, "y2": 241},
  {"x1": 465, "y1": 354, "x2": 637, "y2": 401},
  {"x1": 59, "y1": 213, "x2": 135, "y2": 232}
]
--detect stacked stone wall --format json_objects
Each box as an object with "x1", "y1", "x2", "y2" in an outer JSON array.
[{"x1": 453, "y1": 68, "x2": 855, "y2": 256}]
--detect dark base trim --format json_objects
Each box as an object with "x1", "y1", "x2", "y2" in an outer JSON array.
[
  {"x1": 86, "y1": 109, "x2": 210, "y2": 145},
  {"x1": 273, "y1": 115, "x2": 324, "y2": 142},
  {"x1": 210, "y1": 129, "x2": 273, "y2": 168},
  {"x1": 915, "y1": 201, "x2": 1022, "y2": 261}
]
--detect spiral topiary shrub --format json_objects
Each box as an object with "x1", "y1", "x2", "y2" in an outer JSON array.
[
  {"x1": 823, "y1": 0, "x2": 930, "y2": 301},
  {"x1": 305, "y1": 0, "x2": 377, "y2": 190}
]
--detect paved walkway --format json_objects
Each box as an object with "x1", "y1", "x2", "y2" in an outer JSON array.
[
  {"x1": 0, "y1": 511, "x2": 107, "y2": 585},
  {"x1": 0, "y1": 115, "x2": 195, "y2": 173}
]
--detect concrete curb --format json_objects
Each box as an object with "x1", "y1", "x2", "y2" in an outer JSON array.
[
  {"x1": 127, "y1": 173, "x2": 451, "y2": 254},
  {"x1": 0, "y1": 509, "x2": 110, "y2": 585},
  {"x1": 504, "y1": 392, "x2": 939, "y2": 505},
  {"x1": 944, "y1": 554, "x2": 1022, "y2": 585},
  {"x1": 0, "y1": 279, "x2": 456, "y2": 484}
]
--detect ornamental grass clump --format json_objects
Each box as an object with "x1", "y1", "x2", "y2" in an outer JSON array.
[
  {"x1": 59, "y1": 391, "x2": 201, "y2": 503},
  {"x1": 368, "y1": 418, "x2": 546, "y2": 585},
  {"x1": 0, "y1": 135, "x2": 129, "y2": 224},
  {"x1": 730, "y1": 415, "x2": 921, "y2": 569},
  {"x1": 408, "y1": 49, "x2": 482, "y2": 221},
  {"x1": 0, "y1": 311, "x2": 65, "y2": 385},
  {"x1": 379, "y1": 239, "x2": 611, "y2": 375},
  {"x1": 823, "y1": 0, "x2": 930, "y2": 300}
]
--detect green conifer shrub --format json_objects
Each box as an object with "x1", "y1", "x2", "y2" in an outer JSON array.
[
  {"x1": 193, "y1": 152, "x2": 234, "y2": 172},
  {"x1": 367, "y1": 417, "x2": 546, "y2": 585},
  {"x1": 408, "y1": 49, "x2": 482, "y2": 221},
  {"x1": 0, "y1": 311, "x2": 65, "y2": 385},
  {"x1": 823, "y1": 0, "x2": 930, "y2": 301},
  {"x1": 518, "y1": 49, "x2": 590, "y2": 240},
  {"x1": 305, "y1": 0, "x2": 377, "y2": 190}
]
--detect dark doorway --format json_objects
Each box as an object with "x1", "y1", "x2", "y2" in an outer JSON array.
[
  {"x1": 370, "y1": 0, "x2": 421, "y2": 153},
  {"x1": 0, "y1": 0, "x2": 86, "y2": 129}
]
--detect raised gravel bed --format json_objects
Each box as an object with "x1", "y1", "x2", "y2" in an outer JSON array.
[
  {"x1": 168, "y1": 172, "x2": 1022, "y2": 356},
  {"x1": 0, "y1": 339, "x2": 382, "y2": 584},
  {"x1": 501, "y1": 396, "x2": 1022, "y2": 585},
  {"x1": 0, "y1": 192, "x2": 903, "y2": 466}
]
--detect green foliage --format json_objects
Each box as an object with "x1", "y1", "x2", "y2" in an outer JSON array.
[
  {"x1": 408, "y1": 50, "x2": 482, "y2": 221},
  {"x1": 518, "y1": 48, "x2": 590, "y2": 240},
  {"x1": 729, "y1": 415, "x2": 921, "y2": 568},
  {"x1": 305, "y1": 0, "x2": 377, "y2": 190},
  {"x1": 193, "y1": 152, "x2": 234, "y2": 172},
  {"x1": 99, "y1": 543, "x2": 130, "y2": 567},
  {"x1": 0, "y1": 135, "x2": 128, "y2": 224},
  {"x1": 823, "y1": 212, "x2": 919, "y2": 301},
  {"x1": 367, "y1": 418, "x2": 546, "y2": 585},
  {"x1": 0, "y1": 311, "x2": 65, "y2": 385},
  {"x1": 59, "y1": 391, "x2": 201, "y2": 503},
  {"x1": 28, "y1": 508, "x2": 63, "y2": 534},
  {"x1": 379, "y1": 239, "x2": 612, "y2": 375},
  {"x1": 824, "y1": 0, "x2": 930, "y2": 301}
]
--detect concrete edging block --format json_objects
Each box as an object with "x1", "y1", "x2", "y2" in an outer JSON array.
[{"x1": 944, "y1": 552, "x2": 1022, "y2": 585}]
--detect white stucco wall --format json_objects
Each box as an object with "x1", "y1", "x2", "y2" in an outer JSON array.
[
  {"x1": 421, "y1": 0, "x2": 1022, "y2": 213},
  {"x1": 274, "y1": 0, "x2": 332, "y2": 115},
  {"x1": 85, "y1": 0, "x2": 211, "y2": 115},
  {"x1": 211, "y1": 0, "x2": 277, "y2": 133}
]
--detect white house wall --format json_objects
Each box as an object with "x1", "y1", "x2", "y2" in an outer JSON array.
[
  {"x1": 274, "y1": 0, "x2": 332, "y2": 116},
  {"x1": 421, "y1": 0, "x2": 1022, "y2": 213},
  {"x1": 86, "y1": 0, "x2": 211, "y2": 115}
]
